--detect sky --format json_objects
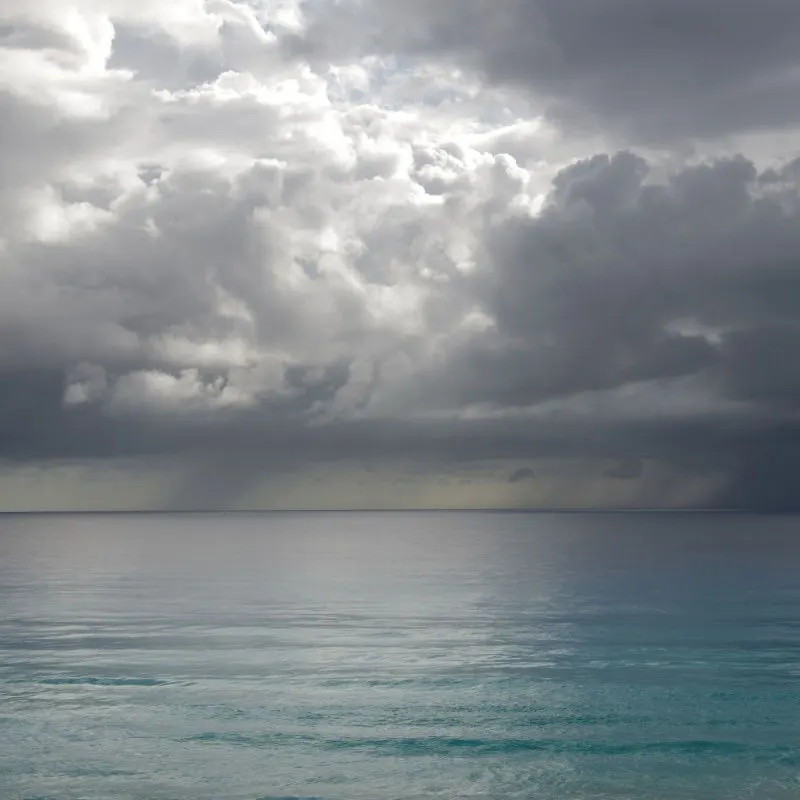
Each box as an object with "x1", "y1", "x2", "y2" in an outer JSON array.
[{"x1": 2, "y1": 0, "x2": 800, "y2": 510}]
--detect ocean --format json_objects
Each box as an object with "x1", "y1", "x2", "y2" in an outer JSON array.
[{"x1": 1, "y1": 511, "x2": 799, "y2": 799}]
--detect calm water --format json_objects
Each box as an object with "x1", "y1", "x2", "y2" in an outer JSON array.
[{"x1": 1, "y1": 512, "x2": 800, "y2": 800}]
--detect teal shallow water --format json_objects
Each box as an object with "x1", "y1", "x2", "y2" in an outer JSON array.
[{"x1": 1, "y1": 511, "x2": 800, "y2": 799}]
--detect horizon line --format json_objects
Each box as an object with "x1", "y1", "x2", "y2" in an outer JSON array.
[{"x1": 0, "y1": 507, "x2": 772, "y2": 515}]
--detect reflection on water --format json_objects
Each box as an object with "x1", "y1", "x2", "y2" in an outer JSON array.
[{"x1": 1, "y1": 511, "x2": 800, "y2": 799}]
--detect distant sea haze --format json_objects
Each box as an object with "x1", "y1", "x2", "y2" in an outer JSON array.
[{"x1": 2, "y1": 511, "x2": 799, "y2": 799}]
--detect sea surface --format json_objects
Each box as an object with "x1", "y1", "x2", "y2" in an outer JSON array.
[{"x1": 1, "y1": 511, "x2": 800, "y2": 800}]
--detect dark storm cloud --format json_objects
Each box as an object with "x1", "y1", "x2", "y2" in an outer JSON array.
[
  {"x1": 718, "y1": 324, "x2": 800, "y2": 409},
  {"x1": 6, "y1": 0, "x2": 800, "y2": 508},
  {"x1": 422, "y1": 152, "x2": 800, "y2": 420},
  {"x1": 718, "y1": 425, "x2": 800, "y2": 511},
  {"x1": 605, "y1": 459, "x2": 644, "y2": 480},
  {"x1": 296, "y1": 0, "x2": 800, "y2": 141},
  {"x1": 0, "y1": 389, "x2": 753, "y2": 465},
  {"x1": 6, "y1": 150, "x2": 800, "y2": 507},
  {"x1": 508, "y1": 467, "x2": 535, "y2": 484}
]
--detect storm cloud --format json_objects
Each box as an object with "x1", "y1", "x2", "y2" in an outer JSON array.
[
  {"x1": 296, "y1": 0, "x2": 800, "y2": 143},
  {"x1": 1, "y1": 0, "x2": 800, "y2": 509}
]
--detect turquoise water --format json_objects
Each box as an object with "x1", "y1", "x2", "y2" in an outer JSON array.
[{"x1": 1, "y1": 511, "x2": 800, "y2": 799}]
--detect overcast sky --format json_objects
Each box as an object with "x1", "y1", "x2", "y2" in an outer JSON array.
[{"x1": 2, "y1": 0, "x2": 800, "y2": 510}]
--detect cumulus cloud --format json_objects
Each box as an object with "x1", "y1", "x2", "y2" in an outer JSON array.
[
  {"x1": 1, "y1": 0, "x2": 800, "y2": 508},
  {"x1": 295, "y1": 0, "x2": 800, "y2": 143}
]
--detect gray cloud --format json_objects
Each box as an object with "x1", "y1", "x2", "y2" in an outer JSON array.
[
  {"x1": 418, "y1": 152, "x2": 800, "y2": 421},
  {"x1": 296, "y1": 0, "x2": 800, "y2": 143},
  {"x1": 508, "y1": 467, "x2": 535, "y2": 484},
  {"x1": 7, "y1": 142, "x2": 800, "y2": 504},
  {"x1": 604, "y1": 460, "x2": 644, "y2": 481},
  {"x1": 2, "y1": 1, "x2": 800, "y2": 509},
  {"x1": 6, "y1": 146, "x2": 800, "y2": 508}
]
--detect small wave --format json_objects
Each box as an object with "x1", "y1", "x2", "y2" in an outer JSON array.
[
  {"x1": 322, "y1": 736, "x2": 757, "y2": 757},
  {"x1": 37, "y1": 676, "x2": 168, "y2": 687},
  {"x1": 255, "y1": 797, "x2": 323, "y2": 800},
  {"x1": 183, "y1": 730, "x2": 772, "y2": 758},
  {"x1": 183, "y1": 732, "x2": 315, "y2": 747}
]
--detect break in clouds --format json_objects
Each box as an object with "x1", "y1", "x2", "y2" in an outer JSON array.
[{"x1": 2, "y1": 0, "x2": 800, "y2": 509}]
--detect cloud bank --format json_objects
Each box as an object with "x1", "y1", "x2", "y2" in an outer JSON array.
[{"x1": 1, "y1": 0, "x2": 800, "y2": 509}]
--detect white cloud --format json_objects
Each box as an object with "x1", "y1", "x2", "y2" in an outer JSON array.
[{"x1": 108, "y1": 368, "x2": 254, "y2": 412}]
